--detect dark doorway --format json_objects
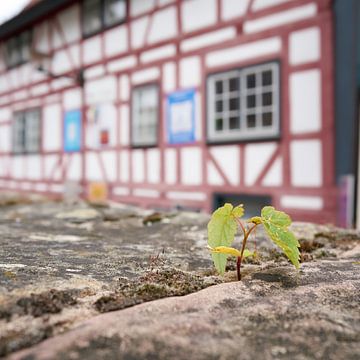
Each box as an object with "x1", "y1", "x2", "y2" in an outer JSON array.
[{"x1": 213, "y1": 193, "x2": 272, "y2": 218}]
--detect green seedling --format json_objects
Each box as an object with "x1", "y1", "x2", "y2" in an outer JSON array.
[{"x1": 207, "y1": 204, "x2": 300, "y2": 280}]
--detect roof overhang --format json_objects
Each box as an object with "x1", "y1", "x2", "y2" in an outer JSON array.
[{"x1": 0, "y1": 0, "x2": 76, "y2": 40}]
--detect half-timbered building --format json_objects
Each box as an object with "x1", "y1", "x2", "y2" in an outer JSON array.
[{"x1": 0, "y1": 0, "x2": 356, "y2": 225}]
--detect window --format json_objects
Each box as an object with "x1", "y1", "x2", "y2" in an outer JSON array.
[
  {"x1": 132, "y1": 85, "x2": 159, "y2": 147},
  {"x1": 6, "y1": 30, "x2": 32, "y2": 68},
  {"x1": 12, "y1": 109, "x2": 41, "y2": 154},
  {"x1": 82, "y1": 0, "x2": 127, "y2": 37},
  {"x1": 207, "y1": 62, "x2": 279, "y2": 142}
]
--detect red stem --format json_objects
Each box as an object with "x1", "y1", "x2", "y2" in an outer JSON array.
[{"x1": 236, "y1": 223, "x2": 258, "y2": 281}]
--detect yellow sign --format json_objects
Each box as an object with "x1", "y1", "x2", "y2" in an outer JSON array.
[{"x1": 88, "y1": 182, "x2": 108, "y2": 203}]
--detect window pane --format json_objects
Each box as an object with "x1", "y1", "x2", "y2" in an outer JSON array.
[
  {"x1": 215, "y1": 80, "x2": 223, "y2": 94},
  {"x1": 247, "y1": 114, "x2": 256, "y2": 128},
  {"x1": 25, "y1": 110, "x2": 40, "y2": 153},
  {"x1": 229, "y1": 77, "x2": 239, "y2": 92},
  {"x1": 229, "y1": 117, "x2": 239, "y2": 130},
  {"x1": 216, "y1": 100, "x2": 223, "y2": 112},
  {"x1": 12, "y1": 114, "x2": 25, "y2": 153},
  {"x1": 83, "y1": 0, "x2": 102, "y2": 36},
  {"x1": 104, "y1": 0, "x2": 126, "y2": 27},
  {"x1": 229, "y1": 97, "x2": 239, "y2": 111},
  {"x1": 262, "y1": 70, "x2": 272, "y2": 86},
  {"x1": 132, "y1": 85, "x2": 158, "y2": 146},
  {"x1": 262, "y1": 112, "x2": 273, "y2": 127},
  {"x1": 20, "y1": 31, "x2": 31, "y2": 63},
  {"x1": 215, "y1": 118, "x2": 223, "y2": 131},
  {"x1": 246, "y1": 74, "x2": 256, "y2": 89},
  {"x1": 246, "y1": 95, "x2": 256, "y2": 108},
  {"x1": 262, "y1": 92, "x2": 272, "y2": 106}
]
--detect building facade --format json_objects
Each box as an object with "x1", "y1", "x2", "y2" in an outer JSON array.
[{"x1": 0, "y1": 0, "x2": 339, "y2": 223}]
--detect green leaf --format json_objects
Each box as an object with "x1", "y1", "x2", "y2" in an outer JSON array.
[
  {"x1": 261, "y1": 206, "x2": 300, "y2": 269},
  {"x1": 207, "y1": 203, "x2": 243, "y2": 274}
]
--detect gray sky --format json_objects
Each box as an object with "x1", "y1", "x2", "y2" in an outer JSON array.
[{"x1": 0, "y1": 0, "x2": 29, "y2": 25}]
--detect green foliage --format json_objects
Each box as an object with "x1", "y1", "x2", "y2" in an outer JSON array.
[
  {"x1": 260, "y1": 206, "x2": 300, "y2": 268},
  {"x1": 207, "y1": 204, "x2": 300, "y2": 278},
  {"x1": 207, "y1": 203, "x2": 244, "y2": 274}
]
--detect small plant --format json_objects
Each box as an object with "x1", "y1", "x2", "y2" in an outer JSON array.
[{"x1": 207, "y1": 204, "x2": 300, "y2": 280}]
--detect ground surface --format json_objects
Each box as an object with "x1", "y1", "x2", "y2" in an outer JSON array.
[{"x1": 0, "y1": 193, "x2": 359, "y2": 359}]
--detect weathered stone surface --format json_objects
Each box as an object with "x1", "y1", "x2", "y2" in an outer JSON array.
[{"x1": 0, "y1": 196, "x2": 359, "y2": 359}]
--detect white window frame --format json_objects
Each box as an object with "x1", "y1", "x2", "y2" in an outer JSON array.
[
  {"x1": 12, "y1": 109, "x2": 41, "y2": 154},
  {"x1": 207, "y1": 62, "x2": 280, "y2": 142},
  {"x1": 131, "y1": 84, "x2": 159, "y2": 147}
]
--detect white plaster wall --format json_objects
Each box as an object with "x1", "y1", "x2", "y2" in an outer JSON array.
[
  {"x1": 0, "y1": 125, "x2": 10, "y2": 152},
  {"x1": 120, "y1": 105, "x2": 129, "y2": 145},
  {"x1": 119, "y1": 150, "x2": 129, "y2": 182},
  {"x1": 132, "y1": 149, "x2": 145, "y2": 183},
  {"x1": 163, "y1": 62, "x2": 176, "y2": 93},
  {"x1": 86, "y1": 152, "x2": 103, "y2": 181},
  {"x1": 245, "y1": 143, "x2": 277, "y2": 186},
  {"x1": 13, "y1": 90, "x2": 28, "y2": 101},
  {"x1": 0, "y1": 107, "x2": 10, "y2": 123},
  {"x1": 101, "y1": 151, "x2": 117, "y2": 182},
  {"x1": 119, "y1": 75, "x2": 130, "y2": 101},
  {"x1": 146, "y1": 148, "x2": 160, "y2": 183},
  {"x1": 43, "y1": 104, "x2": 62, "y2": 152},
  {"x1": 280, "y1": 195, "x2": 323, "y2": 210},
  {"x1": 44, "y1": 154, "x2": 59, "y2": 180},
  {"x1": 83, "y1": 36, "x2": 102, "y2": 65},
  {"x1": 130, "y1": 0, "x2": 156, "y2": 17},
  {"x1": 12, "y1": 156, "x2": 25, "y2": 179},
  {"x1": 58, "y1": 5, "x2": 81, "y2": 44},
  {"x1": 31, "y1": 84, "x2": 49, "y2": 97},
  {"x1": 85, "y1": 76, "x2": 117, "y2": 105},
  {"x1": 140, "y1": 45, "x2": 176, "y2": 64},
  {"x1": 84, "y1": 65, "x2": 105, "y2": 79},
  {"x1": 131, "y1": 17, "x2": 149, "y2": 49},
  {"x1": 33, "y1": 22, "x2": 50, "y2": 53},
  {"x1": 207, "y1": 161, "x2": 225, "y2": 186},
  {"x1": 180, "y1": 56, "x2": 201, "y2": 88},
  {"x1": 290, "y1": 69, "x2": 321, "y2": 134},
  {"x1": 104, "y1": 26, "x2": 128, "y2": 57},
  {"x1": 290, "y1": 139, "x2": 322, "y2": 187},
  {"x1": 289, "y1": 27, "x2": 320, "y2": 65},
  {"x1": 221, "y1": 0, "x2": 250, "y2": 20},
  {"x1": 66, "y1": 153, "x2": 82, "y2": 181},
  {"x1": 27, "y1": 155, "x2": 42, "y2": 180},
  {"x1": 113, "y1": 186, "x2": 129, "y2": 196},
  {"x1": 108, "y1": 56, "x2": 137, "y2": 73},
  {"x1": 244, "y1": 4, "x2": 317, "y2": 33},
  {"x1": 52, "y1": 49, "x2": 72, "y2": 75},
  {"x1": 63, "y1": 88, "x2": 82, "y2": 110},
  {"x1": 252, "y1": 0, "x2": 294, "y2": 11},
  {"x1": 182, "y1": 0, "x2": 217, "y2": 33},
  {"x1": 167, "y1": 191, "x2": 206, "y2": 201},
  {"x1": 148, "y1": 7, "x2": 178, "y2": 44},
  {"x1": 206, "y1": 37, "x2": 281, "y2": 67},
  {"x1": 51, "y1": 25, "x2": 63, "y2": 49},
  {"x1": 132, "y1": 67, "x2": 160, "y2": 84},
  {"x1": 0, "y1": 156, "x2": 9, "y2": 177},
  {"x1": 209, "y1": 146, "x2": 240, "y2": 186},
  {"x1": 262, "y1": 157, "x2": 282, "y2": 186},
  {"x1": 165, "y1": 148, "x2": 177, "y2": 184},
  {"x1": 181, "y1": 147, "x2": 202, "y2": 185},
  {"x1": 69, "y1": 44, "x2": 81, "y2": 68},
  {"x1": 181, "y1": 27, "x2": 236, "y2": 52}
]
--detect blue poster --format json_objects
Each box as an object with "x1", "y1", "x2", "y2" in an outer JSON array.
[
  {"x1": 64, "y1": 110, "x2": 82, "y2": 152},
  {"x1": 167, "y1": 89, "x2": 195, "y2": 144}
]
